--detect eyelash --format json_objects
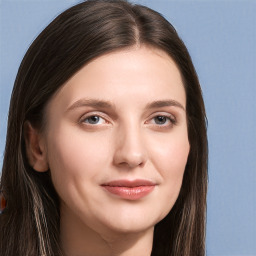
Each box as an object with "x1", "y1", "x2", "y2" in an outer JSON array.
[
  {"x1": 146, "y1": 115, "x2": 177, "y2": 128},
  {"x1": 80, "y1": 113, "x2": 177, "y2": 129},
  {"x1": 81, "y1": 115, "x2": 108, "y2": 125},
  {"x1": 80, "y1": 113, "x2": 109, "y2": 126}
]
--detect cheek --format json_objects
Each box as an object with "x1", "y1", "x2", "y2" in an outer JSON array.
[
  {"x1": 150, "y1": 130, "x2": 190, "y2": 177},
  {"x1": 45, "y1": 127, "x2": 110, "y2": 197},
  {"x1": 149, "y1": 132, "x2": 190, "y2": 215},
  {"x1": 163, "y1": 140, "x2": 189, "y2": 192}
]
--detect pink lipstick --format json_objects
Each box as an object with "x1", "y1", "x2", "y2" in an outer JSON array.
[{"x1": 101, "y1": 179, "x2": 155, "y2": 200}]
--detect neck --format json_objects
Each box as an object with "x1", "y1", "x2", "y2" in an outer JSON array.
[{"x1": 60, "y1": 204, "x2": 154, "y2": 256}]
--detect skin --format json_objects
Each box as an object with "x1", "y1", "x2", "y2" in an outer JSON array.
[{"x1": 26, "y1": 46, "x2": 190, "y2": 256}]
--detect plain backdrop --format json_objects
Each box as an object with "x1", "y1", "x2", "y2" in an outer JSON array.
[{"x1": 0, "y1": 0, "x2": 255, "y2": 255}]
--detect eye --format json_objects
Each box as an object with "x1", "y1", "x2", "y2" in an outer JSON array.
[
  {"x1": 82, "y1": 115, "x2": 106, "y2": 125},
  {"x1": 153, "y1": 116, "x2": 169, "y2": 125},
  {"x1": 146, "y1": 114, "x2": 177, "y2": 128}
]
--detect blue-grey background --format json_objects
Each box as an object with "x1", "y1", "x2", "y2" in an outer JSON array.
[{"x1": 0, "y1": 0, "x2": 255, "y2": 255}]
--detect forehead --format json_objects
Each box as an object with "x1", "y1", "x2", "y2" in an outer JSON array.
[{"x1": 48, "y1": 46, "x2": 186, "y2": 111}]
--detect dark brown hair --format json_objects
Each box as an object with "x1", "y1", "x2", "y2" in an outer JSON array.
[{"x1": 0, "y1": 0, "x2": 208, "y2": 255}]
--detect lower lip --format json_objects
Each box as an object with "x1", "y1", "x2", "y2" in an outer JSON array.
[{"x1": 102, "y1": 185, "x2": 155, "y2": 200}]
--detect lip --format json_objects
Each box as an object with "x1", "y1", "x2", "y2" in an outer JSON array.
[{"x1": 101, "y1": 179, "x2": 156, "y2": 200}]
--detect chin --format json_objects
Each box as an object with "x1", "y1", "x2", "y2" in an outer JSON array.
[
  {"x1": 104, "y1": 220, "x2": 155, "y2": 235},
  {"x1": 95, "y1": 207, "x2": 166, "y2": 235}
]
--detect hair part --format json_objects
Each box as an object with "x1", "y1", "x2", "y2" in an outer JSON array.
[{"x1": 0, "y1": 1, "x2": 208, "y2": 255}]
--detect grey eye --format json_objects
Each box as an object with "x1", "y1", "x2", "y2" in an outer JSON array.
[
  {"x1": 85, "y1": 116, "x2": 101, "y2": 124},
  {"x1": 154, "y1": 116, "x2": 168, "y2": 125}
]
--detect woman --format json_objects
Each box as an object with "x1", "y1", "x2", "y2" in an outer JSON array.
[{"x1": 0, "y1": 0, "x2": 208, "y2": 255}]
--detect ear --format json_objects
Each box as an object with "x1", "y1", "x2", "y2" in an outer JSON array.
[{"x1": 23, "y1": 121, "x2": 49, "y2": 172}]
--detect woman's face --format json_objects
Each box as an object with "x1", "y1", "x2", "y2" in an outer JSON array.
[{"x1": 43, "y1": 46, "x2": 190, "y2": 236}]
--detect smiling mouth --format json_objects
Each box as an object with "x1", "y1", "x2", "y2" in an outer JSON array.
[{"x1": 101, "y1": 179, "x2": 156, "y2": 200}]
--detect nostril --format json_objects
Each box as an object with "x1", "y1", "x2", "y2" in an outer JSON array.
[
  {"x1": 115, "y1": 155, "x2": 146, "y2": 169},
  {"x1": 113, "y1": 130, "x2": 147, "y2": 168}
]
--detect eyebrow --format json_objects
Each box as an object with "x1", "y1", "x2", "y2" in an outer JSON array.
[
  {"x1": 66, "y1": 99, "x2": 114, "y2": 112},
  {"x1": 145, "y1": 100, "x2": 185, "y2": 111},
  {"x1": 66, "y1": 98, "x2": 185, "y2": 112}
]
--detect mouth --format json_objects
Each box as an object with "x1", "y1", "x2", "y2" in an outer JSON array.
[{"x1": 101, "y1": 179, "x2": 156, "y2": 200}]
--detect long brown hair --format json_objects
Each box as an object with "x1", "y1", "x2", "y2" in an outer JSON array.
[{"x1": 0, "y1": 1, "x2": 208, "y2": 255}]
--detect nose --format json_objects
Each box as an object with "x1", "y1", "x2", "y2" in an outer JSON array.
[{"x1": 113, "y1": 125, "x2": 147, "y2": 169}]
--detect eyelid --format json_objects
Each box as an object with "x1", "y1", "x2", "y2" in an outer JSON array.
[
  {"x1": 147, "y1": 112, "x2": 176, "y2": 121},
  {"x1": 79, "y1": 112, "x2": 111, "y2": 125},
  {"x1": 78, "y1": 111, "x2": 177, "y2": 128},
  {"x1": 145, "y1": 112, "x2": 177, "y2": 127}
]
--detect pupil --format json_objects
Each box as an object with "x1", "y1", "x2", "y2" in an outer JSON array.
[
  {"x1": 155, "y1": 116, "x2": 166, "y2": 124},
  {"x1": 88, "y1": 116, "x2": 99, "y2": 124}
]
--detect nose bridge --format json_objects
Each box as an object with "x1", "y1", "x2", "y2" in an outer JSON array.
[{"x1": 113, "y1": 119, "x2": 147, "y2": 168}]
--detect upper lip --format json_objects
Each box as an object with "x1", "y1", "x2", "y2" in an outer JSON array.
[{"x1": 101, "y1": 179, "x2": 156, "y2": 187}]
